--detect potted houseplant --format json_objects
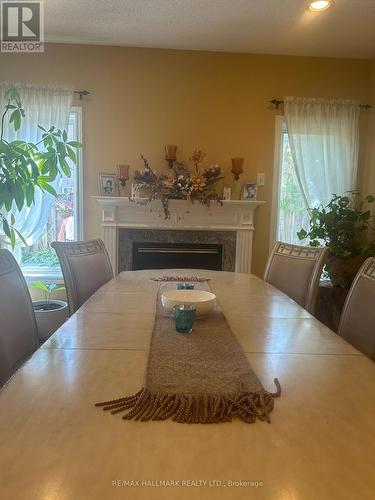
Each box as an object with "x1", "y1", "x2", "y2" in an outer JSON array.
[
  {"x1": 298, "y1": 192, "x2": 375, "y2": 287},
  {"x1": 0, "y1": 86, "x2": 81, "y2": 246},
  {"x1": 31, "y1": 281, "x2": 68, "y2": 342}
]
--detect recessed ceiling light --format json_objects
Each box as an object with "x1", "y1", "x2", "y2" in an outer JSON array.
[{"x1": 308, "y1": 0, "x2": 335, "y2": 12}]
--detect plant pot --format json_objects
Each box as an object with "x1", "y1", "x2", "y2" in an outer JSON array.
[
  {"x1": 325, "y1": 255, "x2": 368, "y2": 288},
  {"x1": 33, "y1": 300, "x2": 69, "y2": 342}
]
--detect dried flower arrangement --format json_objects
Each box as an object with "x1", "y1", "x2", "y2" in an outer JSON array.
[{"x1": 132, "y1": 150, "x2": 223, "y2": 219}]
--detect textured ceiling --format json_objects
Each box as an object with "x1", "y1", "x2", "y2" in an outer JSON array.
[{"x1": 45, "y1": 0, "x2": 375, "y2": 59}]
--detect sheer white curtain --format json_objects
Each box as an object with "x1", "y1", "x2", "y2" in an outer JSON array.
[
  {"x1": 0, "y1": 82, "x2": 73, "y2": 244},
  {"x1": 284, "y1": 96, "x2": 360, "y2": 209}
]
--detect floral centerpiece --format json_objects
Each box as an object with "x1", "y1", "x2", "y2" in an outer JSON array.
[{"x1": 132, "y1": 150, "x2": 223, "y2": 219}]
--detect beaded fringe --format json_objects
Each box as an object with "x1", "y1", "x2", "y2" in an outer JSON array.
[
  {"x1": 150, "y1": 276, "x2": 209, "y2": 282},
  {"x1": 95, "y1": 379, "x2": 281, "y2": 424}
]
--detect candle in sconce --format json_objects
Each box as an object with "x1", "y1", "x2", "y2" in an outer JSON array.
[
  {"x1": 165, "y1": 145, "x2": 177, "y2": 161},
  {"x1": 117, "y1": 164, "x2": 130, "y2": 188},
  {"x1": 231, "y1": 158, "x2": 244, "y2": 181},
  {"x1": 117, "y1": 164, "x2": 130, "y2": 180}
]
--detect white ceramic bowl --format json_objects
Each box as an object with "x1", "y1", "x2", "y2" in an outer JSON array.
[{"x1": 161, "y1": 289, "x2": 216, "y2": 316}]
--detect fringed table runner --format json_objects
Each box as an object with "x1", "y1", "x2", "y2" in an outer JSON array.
[
  {"x1": 151, "y1": 275, "x2": 209, "y2": 282},
  {"x1": 96, "y1": 278, "x2": 280, "y2": 424}
]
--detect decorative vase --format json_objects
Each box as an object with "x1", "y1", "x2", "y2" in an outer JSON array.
[{"x1": 325, "y1": 254, "x2": 368, "y2": 288}]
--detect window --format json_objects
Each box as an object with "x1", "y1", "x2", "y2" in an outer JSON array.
[
  {"x1": 271, "y1": 116, "x2": 309, "y2": 248},
  {"x1": 20, "y1": 107, "x2": 83, "y2": 279}
]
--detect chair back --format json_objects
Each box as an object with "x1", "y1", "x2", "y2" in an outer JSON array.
[
  {"x1": 0, "y1": 249, "x2": 38, "y2": 386},
  {"x1": 51, "y1": 239, "x2": 113, "y2": 315},
  {"x1": 338, "y1": 257, "x2": 375, "y2": 360},
  {"x1": 264, "y1": 241, "x2": 328, "y2": 313}
]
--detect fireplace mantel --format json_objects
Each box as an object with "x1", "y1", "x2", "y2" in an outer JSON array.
[{"x1": 94, "y1": 197, "x2": 264, "y2": 274}]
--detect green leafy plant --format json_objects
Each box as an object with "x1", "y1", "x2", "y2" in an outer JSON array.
[
  {"x1": 297, "y1": 192, "x2": 375, "y2": 287},
  {"x1": 30, "y1": 280, "x2": 65, "y2": 303},
  {"x1": 0, "y1": 87, "x2": 81, "y2": 246},
  {"x1": 297, "y1": 192, "x2": 375, "y2": 258},
  {"x1": 21, "y1": 245, "x2": 59, "y2": 267}
]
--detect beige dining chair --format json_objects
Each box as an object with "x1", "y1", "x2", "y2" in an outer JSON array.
[
  {"x1": 51, "y1": 239, "x2": 113, "y2": 315},
  {"x1": 0, "y1": 249, "x2": 39, "y2": 387},
  {"x1": 264, "y1": 241, "x2": 329, "y2": 314},
  {"x1": 338, "y1": 257, "x2": 375, "y2": 360}
]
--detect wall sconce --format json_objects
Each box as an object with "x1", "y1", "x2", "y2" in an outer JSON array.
[
  {"x1": 165, "y1": 145, "x2": 177, "y2": 168},
  {"x1": 231, "y1": 158, "x2": 244, "y2": 181},
  {"x1": 117, "y1": 164, "x2": 130, "y2": 187}
]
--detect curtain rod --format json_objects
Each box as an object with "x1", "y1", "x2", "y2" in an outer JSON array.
[
  {"x1": 74, "y1": 90, "x2": 90, "y2": 100},
  {"x1": 270, "y1": 98, "x2": 371, "y2": 110}
]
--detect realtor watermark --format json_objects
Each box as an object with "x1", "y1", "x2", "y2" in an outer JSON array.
[
  {"x1": 1, "y1": 1, "x2": 44, "y2": 52},
  {"x1": 112, "y1": 479, "x2": 264, "y2": 488}
]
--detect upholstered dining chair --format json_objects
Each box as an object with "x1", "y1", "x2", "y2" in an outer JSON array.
[
  {"x1": 264, "y1": 241, "x2": 329, "y2": 314},
  {"x1": 337, "y1": 257, "x2": 375, "y2": 360},
  {"x1": 0, "y1": 249, "x2": 39, "y2": 386},
  {"x1": 51, "y1": 239, "x2": 113, "y2": 315}
]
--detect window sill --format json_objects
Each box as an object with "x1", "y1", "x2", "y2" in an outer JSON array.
[{"x1": 22, "y1": 267, "x2": 64, "y2": 284}]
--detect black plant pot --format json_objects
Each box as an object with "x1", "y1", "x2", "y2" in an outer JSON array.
[{"x1": 325, "y1": 255, "x2": 368, "y2": 288}]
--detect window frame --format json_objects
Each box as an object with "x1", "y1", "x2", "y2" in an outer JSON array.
[
  {"x1": 22, "y1": 105, "x2": 83, "y2": 283},
  {"x1": 71, "y1": 106, "x2": 84, "y2": 242},
  {"x1": 270, "y1": 115, "x2": 285, "y2": 252}
]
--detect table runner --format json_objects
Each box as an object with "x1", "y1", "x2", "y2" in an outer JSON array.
[{"x1": 96, "y1": 279, "x2": 280, "y2": 424}]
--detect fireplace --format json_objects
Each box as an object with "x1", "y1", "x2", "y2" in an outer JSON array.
[
  {"x1": 95, "y1": 197, "x2": 264, "y2": 274},
  {"x1": 132, "y1": 242, "x2": 223, "y2": 271},
  {"x1": 119, "y1": 229, "x2": 236, "y2": 272}
]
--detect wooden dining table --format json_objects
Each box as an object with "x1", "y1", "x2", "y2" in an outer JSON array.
[{"x1": 1, "y1": 269, "x2": 375, "y2": 500}]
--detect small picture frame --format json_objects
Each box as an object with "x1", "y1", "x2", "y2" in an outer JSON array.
[
  {"x1": 223, "y1": 186, "x2": 231, "y2": 201},
  {"x1": 98, "y1": 173, "x2": 119, "y2": 196},
  {"x1": 131, "y1": 183, "x2": 140, "y2": 199},
  {"x1": 241, "y1": 181, "x2": 257, "y2": 200}
]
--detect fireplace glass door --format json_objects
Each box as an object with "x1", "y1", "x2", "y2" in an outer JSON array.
[{"x1": 132, "y1": 242, "x2": 223, "y2": 271}]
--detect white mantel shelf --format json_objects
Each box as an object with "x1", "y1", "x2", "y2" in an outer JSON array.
[{"x1": 94, "y1": 197, "x2": 265, "y2": 274}]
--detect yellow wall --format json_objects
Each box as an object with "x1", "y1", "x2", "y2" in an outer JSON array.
[{"x1": 0, "y1": 44, "x2": 372, "y2": 275}]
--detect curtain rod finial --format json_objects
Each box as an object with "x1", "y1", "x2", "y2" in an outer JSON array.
[
  {"x1": 270, "y1": 99, "x2": 283, "y2": 110},
  {"x1": 74, "y1": 90, "x2": 90, "y2": 100}
]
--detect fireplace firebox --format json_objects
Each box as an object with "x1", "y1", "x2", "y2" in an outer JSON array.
[
  {"x1": 118, "y1": 228, "x2": 236, "y2": 272},
  {"x1": 132, "y1": 242, "x2": 223, "y2": 271}
]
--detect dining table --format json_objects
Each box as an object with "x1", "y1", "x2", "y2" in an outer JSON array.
[{"x1": 0, "y1": 269, "x2": 375, "y2": 500}]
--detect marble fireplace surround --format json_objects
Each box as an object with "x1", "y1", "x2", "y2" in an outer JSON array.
[
  {"x1": 94, "y1": 197, "x2": 264, "y2": 274},
  {"x1": 119, "y1": 229, "x2": 236, "y2": 272}
]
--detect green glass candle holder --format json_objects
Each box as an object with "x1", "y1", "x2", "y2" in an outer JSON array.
[
  {"x1": 176, "y1": 283, "x2": 195, "y2": 290},
  {"x1": 173, "y1": 304, "x2": 196, "y2": 333}
]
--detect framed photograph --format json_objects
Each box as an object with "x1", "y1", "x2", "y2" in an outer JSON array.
[
  {"x1": 241, "y1": 181, "x2": 257, "y2": 200},
  {"x1": 223, "y1": 186, "x2": 231, "y2": 200},
  {"x1": 98, "y1": 173, "x2": 119, "y2": 196}
]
